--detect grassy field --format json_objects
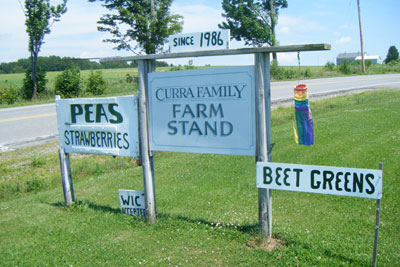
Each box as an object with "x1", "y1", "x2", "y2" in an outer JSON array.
[
  {"x1": 0, "y1": 90, "x2": 399, "y2": 266},
  {"x1": 1, "y1": 63, "x2": 399, "y2": 108}
]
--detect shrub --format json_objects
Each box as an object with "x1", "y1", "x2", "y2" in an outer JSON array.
[
  {"x1": 270, "y1": 60, "x2": 282, "y2": 80},
  {"x1": 86, "y1": 70, "x2": 106, "y2": 95},
  {"x1": 126, "y1": 74, "x2": 136, "y2": 83},
  {"x1": 170, "y1": 65, "x2": 183, "y2": 71},
  {"x1": 22, "y1": 67, "x2": 47, "y2": 100},
  {"x1": 324, "y1": 61, "x2": 335, "y2": 71},
  {"x1": 338, "y1": 60, "x2": 351, "y2": 75},
  {"x1": 55, "y1": 67, "x2": 82, "y2": 98},
  {"x1": 0, "y1": 83, "x2": 18, "y2": 104},
  {"x1": 304, "y1": 68, "x2": 312, "y2": 78}
]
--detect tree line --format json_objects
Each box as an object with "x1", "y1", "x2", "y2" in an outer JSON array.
[
  {"x1": 0, "y1": 56, "x2": 169, "y2": 74},
  {"x1": 21, "y1": 0, "x2": 287, "y2": 99}
]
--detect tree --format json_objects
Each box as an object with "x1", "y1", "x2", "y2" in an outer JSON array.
[
  {"x1": 384, "y1": 46, "x2": 399, "y2": 64},
  {"x1": 89, "y1": 0, "x2": 183, "y2": 55},
  {"x1": 219, "y1": 0, "x2": 288, "y2": 61},
  {"x1": 24, "y1": 0, "x2": 67, "y2": 99}
]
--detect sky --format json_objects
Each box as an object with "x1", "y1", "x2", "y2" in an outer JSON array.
[{"x1": 1, "y1": 0, "x2": 399, "y2": 66}]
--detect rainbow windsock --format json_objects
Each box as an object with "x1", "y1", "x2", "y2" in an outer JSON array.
[{"x1": 293, "y1": 84, "x2": 314, "y2": 145}]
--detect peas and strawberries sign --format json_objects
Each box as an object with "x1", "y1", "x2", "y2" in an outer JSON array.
[{"x1": 55, "y1": 95, "x2": 139, "y2": 157}]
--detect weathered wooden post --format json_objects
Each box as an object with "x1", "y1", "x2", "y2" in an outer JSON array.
[
  {"x1": 138, "y1": 59, "x2": 157, "y2": 223},
  {"x1": 255, "y1": 52, "x2": 272, "y2": 237},
  {"x1": 55, "y1": 95, "x2": 75, "y2": 206},
  {"x1": 58, "y1": 147, "x2": 75, "y2": 205},
  {"x1": 372, "y1": 162, "x2": 383, "y2": 267}
]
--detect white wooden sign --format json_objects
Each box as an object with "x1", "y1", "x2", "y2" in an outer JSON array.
[
  {"x1": 256, "y1": 162, "x2": 382, "y2": 199},
  {"x1": 118, "y1": 190, "x2": 145, "y2": 217},
  {"x1": 169, "y1": 29, "x2": 230, "y2": 52},
  {"x1": 148, "y1": 66, "x2": 255, "y2": 156},
  {"x1": 55, "y1": 95, "x2": 139, "y2": 157}
]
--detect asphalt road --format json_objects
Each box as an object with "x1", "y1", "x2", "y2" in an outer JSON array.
[{"x1": 1, "y1": 73, "x2": 399, "y2": 152}]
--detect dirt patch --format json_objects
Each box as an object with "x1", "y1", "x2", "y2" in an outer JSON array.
[{"x1": 246, "y1": 236, "x2": 285, "y2": 252}]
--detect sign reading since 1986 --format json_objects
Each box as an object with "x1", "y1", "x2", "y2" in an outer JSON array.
[
  {"x1": 55, "y1": 96, "x2": 139, "y2": 157},
  {"x1": 169, "y1": 29, "x2": 230, "y2": 53},
  {"x1": 148, "y1": 66, "x2": 255, "y2": 156},
  {"x1": 257, "y1": 162, "x2": 382, "y2": 199}
]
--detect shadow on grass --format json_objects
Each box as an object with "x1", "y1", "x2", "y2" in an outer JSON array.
[
  {"x1": 283, "y1": 238, "x2": 366, "y2": 266},
  {"x1": 158, "y1": 212, "x2": 259, "y2": 235},
  {"x1": 47, "y1": 199, "x2": 121, "y2": 214},
  {"x1": 158, "y1": 213, "x2": 364, "y2": 265},
  {"x1": 43, "y1": 203, "x2": 366, "y2": 265}
]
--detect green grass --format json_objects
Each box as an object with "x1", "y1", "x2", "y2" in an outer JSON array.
[{"x1": 0, "y1": 90, "x2": 399, "y2": 266}]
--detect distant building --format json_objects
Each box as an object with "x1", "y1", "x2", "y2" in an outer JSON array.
[
  {"x1": 337, "y1": 52, "x2": 381, "y2": 65},
  {"x1": 355, "y1": 55, "x2": 381, "y2": 64}
]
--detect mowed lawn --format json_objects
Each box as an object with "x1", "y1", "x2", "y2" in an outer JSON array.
[{"x1": 0, "y1": 90, "x2": 399, "y2": 266}]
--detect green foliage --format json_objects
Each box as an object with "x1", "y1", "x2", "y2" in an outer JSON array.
[
  {"x1": 85, "y1": 70, "x2": 106, "y2": 95},
  {"x1": 169, "y1": 61, "x2": 198, "y2": 71},
  {"x1": 0, "y1": 82, "x2": 18, "y2": 104},
  {"x1": 125, "y1": 74, "x2": 136, "y2": 83},
  {"x1": 22, "y1": 67, "x2": 47, "y2": 99},
  {"x1": 270, "y1": 61, "x2": 297, "y2": 80},
  {"x1": 89, "y1": 0, "x2": 183, "y2": 54},
  {"x1": 0, "y1": 57, "x2": 175, "y2": 74},
  {"x1": 219, "y1": 0, "x2": 288, "y2": 46},
  {"x1": 24, "y1": 0, "x2": 67, "y2": 54},
  {"x1": 55, "y1": 67, "x2": 82, "y2": 98},
  {"x1": 324, "y1": 61, "x2": 335, "y2": 71},
  {"x1": 384, "y1": 45, "x2": 399, "y2": 64},
  {"x1": 338, "y1": 60, "x2": 351, "y2": 74},
  {"x1": 304, "y1": 68, "x2": 312, "y2": 78},
  {"x1": 24, "y1": 0, "x2": 67, "y2": 98}
]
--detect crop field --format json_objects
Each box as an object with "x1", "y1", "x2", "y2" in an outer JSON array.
[{"x1": 0, "y1": 90, "x2": 399, "y2": 266}]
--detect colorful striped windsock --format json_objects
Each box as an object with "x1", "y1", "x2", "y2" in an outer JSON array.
[{"x1": 293, "y1": 84, "x2": 314, "y2": 145}]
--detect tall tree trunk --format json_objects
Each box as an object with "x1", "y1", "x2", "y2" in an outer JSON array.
[
  {"x1": 31, "y1": 51, "x2": 38, "y2": 100},
  {"x1": 270, "y1": 0, "x2": 278, "y2": 63}
]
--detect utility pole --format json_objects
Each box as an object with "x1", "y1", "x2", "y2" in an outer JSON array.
[{"x1": 357, "y1": 0, "x2": 366, "y2": 73}]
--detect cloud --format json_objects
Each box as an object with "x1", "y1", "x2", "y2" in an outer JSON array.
[
  {"x1": 171, "y1": 3, "x2": 223, "y2": 33},
  {"x1": 279, "y1": 15, "x2": 325, "y2": 32},
  {"x1": 277, "y1": 52, "x2": 298, "y2": 64},
  {"x1": 278, "y1": 26, "x2": 290, "y2": 34},
  {"x1": 336, "y1": 36, "x2": 352, "y2": 44}
]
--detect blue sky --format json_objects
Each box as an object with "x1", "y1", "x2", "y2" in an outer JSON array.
[{"x1": 1, "y1": 0, "x2": 399, "y2": 66}]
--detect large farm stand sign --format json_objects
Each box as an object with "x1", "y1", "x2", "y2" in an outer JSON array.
[
  {"x1": 148, "y1": 66, "x2": 255, "y2": 156},
  {"x1": 55, "y1": 95, "x2": 139, "y2": 157}
]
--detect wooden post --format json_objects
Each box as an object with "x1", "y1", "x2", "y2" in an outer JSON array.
[
  {"x1": 372, "y1": 162, "x2": 383, "y2": 267},
  {"x1": 58, "y1": 148, "x2": 74, "y2": 205},
  {"x1": 138, "y1": 59, "x2": 156, "y2": 224},
  {"x1": 255, "y1": 52, "x2": 272, "y2": 237}
]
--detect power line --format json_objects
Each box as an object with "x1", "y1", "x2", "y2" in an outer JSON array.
[{"x1": 17, "y1": 0, "x2": 26, "y2": 16}]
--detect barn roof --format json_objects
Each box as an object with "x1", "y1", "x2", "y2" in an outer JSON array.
[{"x1": 337, "y1": 52, "x2": 363, "y2": 59}]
